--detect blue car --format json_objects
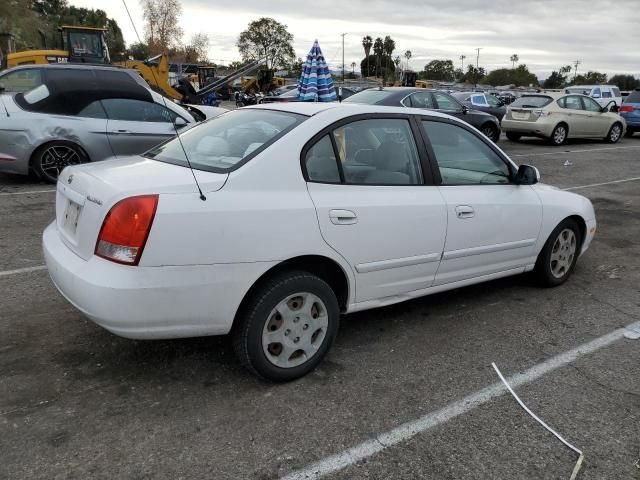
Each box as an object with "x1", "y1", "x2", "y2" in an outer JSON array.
[{"x1": 620, "y1": 89, "x2": 640, "y2": 137}]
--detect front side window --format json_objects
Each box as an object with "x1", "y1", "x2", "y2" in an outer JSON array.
[
  {"x1": 422, "y1": 121, "x2": 511, "y2": 185},
  {"x1": 101, "y1": 98, "x2": 177, "y2": 123},
  {"x1": 77, "y1": 100, "x2": 107, "y2": 119},
  {"x1": 333, "y1": 118, "x2": 423, "y2": 185},
  {"x1": 486, "y1": 95, "x2": 499, "y2": 106},
  {"x1": 304, "y1": 135, "x2": 340, "y2": 183},
  {"x1": 433, "y1": 92, "x2": 461, "y2": 111},
  {"x1": 0, "y1": 69, "x2": 42, "y2": 93},
  {"x1": 148, "y1": 109, "x2": 305, "y2": 172},
  {"x1": 583, "y1": 97, "x2": 603, "y2": 112}
]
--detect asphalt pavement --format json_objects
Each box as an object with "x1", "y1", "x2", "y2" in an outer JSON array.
[{"x1": 1, "y1": 134, "x2": 639, "y2": 480}]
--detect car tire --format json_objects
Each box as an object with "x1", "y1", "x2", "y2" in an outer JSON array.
[
  {"x1": 232, "y1": 271, "x2": 340, "y2": 382},
  {"x1": 481, "y1": 123, "x2": 500, "y2": 142},
  {"x1": 506, "y1": 132, "x2": 522, "y2": 142},
  {"x1": 549, "y1": 124, "x2": 568, "y2": 146},
  {"x1": 32, "y1": 141, "x2": 88, "y2": 184},
  {"x1": 605, "y1": 122, "x2": 623, "y2": 143},
  {"x1": 534, "y1": 218, "x2": 581, "y2": 287}
]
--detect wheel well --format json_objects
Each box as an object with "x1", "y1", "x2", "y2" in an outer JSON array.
[
  {"x1": 29, "y1": 140, "x2": 90, "y2": 168},
  {"x1": 555, "y1": 121, "x2": 569, "y2": 133},
  {"x1": 233, "y1": 255, "x2": 350, "y2": 328},
  {"x1": 567, "y1": 215, "x2": 587, "y2": 248}
]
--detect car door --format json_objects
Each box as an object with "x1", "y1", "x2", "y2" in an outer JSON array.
[
  {"x1": 559, "y1": 95, "x2": 589, "y2": 136},
  {"x1": 102, "y1": 98, "x2": 183, "y2": 157},
  {"x1": 432, "y1": 91, "x2": 464, "y2": 119},
  {"x1": 420, "y1": 119, "x2": 542, "y2": 285},
  {"x1": 581, "y1": 96, "x2": 612, "y2": 136},
  {"x1": 303, "y1": 115, "x2": 447, "y2": 302},
  {"x1": 72, "y1": 100, "x2": 113, "y2": 162}
]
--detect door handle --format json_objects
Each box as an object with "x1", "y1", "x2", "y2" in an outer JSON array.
[
  {"x1": 110, "y1": 129, "x2": 132, "y2": 134},
  {"x1": 329, "y1": 209, "x2": 357, "y2": 225},
  {"x1": 455, "y1": 205, "x2": 475, "y2": 219}
]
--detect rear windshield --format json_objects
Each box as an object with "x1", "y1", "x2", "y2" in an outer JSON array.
[
  {"x1": 510, "y1": 96, "x2": 553, "y2": 108},
  {"x1": 624, "y1": 90, "x2": 640, "y2": 103},
  {"x1": 146, "y1": 109, "x2": 306, "y2": 172},
  {"x1": 343, "y1": 89, "x2": 398, "y2": 105}
]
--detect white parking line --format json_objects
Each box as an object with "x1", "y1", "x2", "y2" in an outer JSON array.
[
  {"x1": 563, "y1": 176, "x2": 640, "y2": 191},
  {"x1": 0, "y1": 189, "x2": 56, "y2": 196},
  {"x1": 279, "y1": 321, "x2": 640, "y2": 480},
  {"x1": 0, "y1": 265, "x2": 48, "y2": 277},
  {"x1": 510, "y1": 145, "x2": 640, "y2": 157}
]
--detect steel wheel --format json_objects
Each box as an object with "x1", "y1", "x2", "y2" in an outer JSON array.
[
  {"x1": 34, "y1": 142, "x2": 86, "y2": 183},
  {"x1": 549, "y1": 228, "x2": 577, "y2": 279},
  {"x1": 607, "y1": 123, "x2": 622, "y2": 143},
  {"x1": 262, "y1": 292, "x2": 328, "y2": 368},
  {"x1": 551, "y1": 124, "x2": 567, "y2": 145}
]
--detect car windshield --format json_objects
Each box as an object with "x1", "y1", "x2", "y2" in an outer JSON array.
[
  {"x1": 343, "y1": 89, "x2": 398, "y2": 105},
  {"x1": 146, "y1": 109, "x2": 306, "y2": 172},
  {"x1": 510, "y1": 95, "x2": 553, "y2": 108}
]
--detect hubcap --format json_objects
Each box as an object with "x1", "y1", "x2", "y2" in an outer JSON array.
[
  {"x1": 553, "y1": 127, "x2": 566, "y2": 144},
  {"x1": 262, "y1": 292, "x2": 328, "y2": 368},
  {"x1": 40, "y1": 146, "x2": 81, "y2": 179},
  {"x1": 550, "y1": 228, "x2": 577, "y2": 279},
  {"x1": 482, "y1": 126, "x2": 495, "y2": 138},
  {"x1": 610, "y1": 125, "x2": 621, "y2": 142}
]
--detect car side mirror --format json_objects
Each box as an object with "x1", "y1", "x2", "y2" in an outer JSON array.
[
  {"x1": 514, "y1": 164, "x2": 540, "y2": 185},
  {"x1": 174, "y1": 116, "x2": 188, "y2": 127},
  {"x1": 609, "y1": 104, "x2": 619, "y2": 113},
  {"x1": 462, "y1": 105, "x2": 469, "y2": 114}
]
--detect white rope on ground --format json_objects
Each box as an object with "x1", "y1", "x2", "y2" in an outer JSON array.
[{"x1": 492, "y1": 362, "x2": 584, "y2": 480}]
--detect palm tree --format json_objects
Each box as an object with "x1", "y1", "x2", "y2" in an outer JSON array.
[
  {"x1": 510, "y1": 54, "x2": 519, "y2": 69},
  {"x1": 373, "y1": 37, "x2": 384, "y2": 77},
  {"x1": 351, "y1": 61, "x2": 356, "y2": 76},
  {"x1": 459, "y1": 54, "x2": 466, "y2": 71},
  {"x1": 383, "y1": 36, "x2": 396, "y2": 81},
  {"x1": 404, "y1": 50, "x2": 412, "y2": 70},
  {"x1": 362, "y1": 35, "x2": 373, "y2": 78}
]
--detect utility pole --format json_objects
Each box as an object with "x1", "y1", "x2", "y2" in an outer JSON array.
[
  {"x1": 341, "y1": 33, "x2": 347, "y2": 82},
  {"x1": 573, "y1": 59, "x2": 581, "y2": 82}
]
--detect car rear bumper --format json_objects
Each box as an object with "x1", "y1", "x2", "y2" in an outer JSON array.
[
  {"x1": 43, "y1": 221, "x2": 276, "y2": 339},
  {"x1": 501, "y1": 119, "x2": 555, "y2": 137}
]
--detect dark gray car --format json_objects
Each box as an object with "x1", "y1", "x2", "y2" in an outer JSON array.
[
  {"x1": 345, "y1": 87, "x2": 501, "y2": 142},
  {"x1": 451, "y1": 91, "x2": 507, "y2": 121}
]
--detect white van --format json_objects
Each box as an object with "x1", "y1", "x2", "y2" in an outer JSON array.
[{"x1": 565, "y1": 85, "x2": 623, "y2": 107}]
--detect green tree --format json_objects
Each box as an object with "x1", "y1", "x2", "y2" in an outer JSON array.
[
  {"x1": 609, "y1": 74, "x2": 640, "y2": 90},
  {"x1": 466, "y1": 64, "x2": 485, "y2": 85},
  {"x1": 571, "y1": 71, "x2": 608, "y2": 85},
  {"x1": 382, "y1": 35, "x2": 395, "y2": 80},
  {"x1": 373, "y1": 37, "x2": 383, "y2": 77},
  {"x1": 510, "y1": 54, "x2": 519, "y2": 69},
  {"x1": 237, "y1": 17, "x2": 295, "y2": 70},
  {"x1": 542, "y1": 65, "x2": 572, "y2": 89},
  {"x1": 361, "y1": 54, "x2": 394, "y2": 79},
  {"x1": 362, "y1": 35, "x2": 372, "y2": 79},
  {"x1": 423, "y1": 59, "x2": 455, "y2": 81},
  {"x1": 404, "y1": 50, "x2": 412, "y2": 70},
  {"x1": 484, "y1": 64, "x2": 538, "y2": 87},
  {"x1": 126, "y1": 41, "x2": 150, "y2": 60}
]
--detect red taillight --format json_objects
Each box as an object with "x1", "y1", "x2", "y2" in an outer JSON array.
[
  {"x1": 95, "y1": 195, "x2": 159, "y2": 265},
  {"x1": 619, "y1": 105, "x2": 634, "y2": 113}
]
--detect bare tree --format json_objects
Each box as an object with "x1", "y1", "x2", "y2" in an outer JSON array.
[{"x1": 140, "y1": 0, "x2": 183, "y2": 55}]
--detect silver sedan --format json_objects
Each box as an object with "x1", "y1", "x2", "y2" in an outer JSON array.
[{"x1": 0, "y1": 67, "x2": 226, "y2": 183}]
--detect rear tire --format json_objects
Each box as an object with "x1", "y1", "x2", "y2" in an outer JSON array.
[
  {"x1": 549, "y1": 124, "x2": 568, "y2": 146},
  {"x1": 605, "y1": 122, "x2": 623, "y2": 143},
  {"x1": 232, "y1": 271, "x2": 340, "y2": 382},
  {"x1": 32, "y1": 141, "x2": 88, "y2": 184},
  {"x1": 534, "y1": 218, "x2": 581, "y2": 287},
  {"x1": 506, "y1": 132, "x2": 522, "y2": 142},
  {"x1": 481, "y1": 123, "x2": 500, "y2": 143}
]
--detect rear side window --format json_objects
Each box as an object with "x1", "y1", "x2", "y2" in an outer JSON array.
[
  {"x1": 612, "y1": 87, "x2": 621, "y2": 98},
  {"x1": 511, "y1": 96, "x2": 552, "y2": 108},
  {"x1": 304, "y1": 135, "x2": 340, "y2": 183},
  {"x1": 343, "y1": 89, "x2": 398, "y2": 105},
  {"x1": 0, "y1": 68, "x2": 42, "y2": 93}
]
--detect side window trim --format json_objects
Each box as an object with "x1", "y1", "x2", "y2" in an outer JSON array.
[
  {"x1": 299, "y1": 113, "x2": 434, "y2": 186},
  {"x1": 416, "y1": 116, "x2": 517, "y2": 186},
  {"x1": 328, "y1": 132, "x2": 346, "y2": 183}
]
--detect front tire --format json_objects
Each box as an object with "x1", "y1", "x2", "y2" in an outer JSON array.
[
  {"x1": 535, "y1": 219, "x2": 581, "y2": 287},
  {"x1": 606, "y1": 122, "x2": 623, "y2": 143},
  {"x1": 506, "y1": 132, "x2": 522, "y2": 142},
  {"x1": 549, "y1": 124, "x2": 568, "y2": 146},
  {"x1": 32, "y1": 141, "x2": 88, "y2": 183},
  {"x1": 232, "y1": 271, "x2": 340, "y2": 382},
  {"x1": 481, "y1": 123, "x2": 500, "y2": 143}
]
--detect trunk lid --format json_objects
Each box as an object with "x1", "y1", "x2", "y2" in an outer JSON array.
[{"x1": 55, "y1": 156, "x2": 227, "y2": 260}]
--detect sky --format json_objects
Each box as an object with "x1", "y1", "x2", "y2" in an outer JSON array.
[{"x1": 71, "y1": 0, "x2": 640, "y2": 80}]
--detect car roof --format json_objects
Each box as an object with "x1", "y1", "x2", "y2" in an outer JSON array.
[
  {"x1": 248, "y1": 102, "x2": 338, "y2": 116},
  {"x1": 2, "y1": 63, "x2": 132, "y2": 72}
]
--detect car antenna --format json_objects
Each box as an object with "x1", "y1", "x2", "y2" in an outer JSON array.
[{"x1": 122, "y1": 0, "x2": 206, "y2": 201}]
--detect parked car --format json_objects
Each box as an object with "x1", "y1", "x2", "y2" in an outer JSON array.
[
  {"x1": 620, "y1": 88, "x2": 640, "y2": 137},
  {"x1": 451, "y1": 91, "x2": 507, "y2": 121},
  {"x1": 43, "y1": 102, "x2": 596, "y2": 381},
  {"x1": 344, "y1": 87, "x2": 501, "y2": 142},
  {"x1": 0, "y1": 65, "x2": 227, "y2": 183},
  {"x1": 497, "y1": 91, "x2": 518, "y2": 105},
  {"x1": 259, "y1": 86, "x2": 355, "y2": 104},
  {"x1": 502, "y1": 92, "x2": 625, "y2": 145},
  {"x1": 565, "y1": 85, "x2": 623, "y2": 107}
]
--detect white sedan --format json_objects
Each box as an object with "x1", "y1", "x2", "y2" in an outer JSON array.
[{"x1": 43, "y1": 103, "x2": 597, "y2": 381}]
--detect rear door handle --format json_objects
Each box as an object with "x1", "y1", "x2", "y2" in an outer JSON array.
[
  {"x1": 110, "y1": 129, "x2": 132, "y2": 135},
  {"x1": 455, "y1": 205, "x2": 475, "y2": 219},
  {"x1": 329, "y1": 209, "x2": 357, "y2": 225}
]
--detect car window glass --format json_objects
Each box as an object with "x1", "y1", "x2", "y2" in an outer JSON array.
[
  {"x1": 511, "y1": 96, "x2": 552, "y2": 108},
  {"x1": 304, "y1": 135, "x2": 341, "y2": 183},
  {"x1": 69, "y1": 31, "x2": 102, "y2": 57},
  {"x1": 422, "y1": 121, "x2": 510, "y2": 185},
  {"x1": 472, "y1": 95, "x2": 488, "y2": 105},
  {"x1": 433, "y1": 92, "x2": 460, "y2": 111},
  {"x1": 101, "y1": 98, "x2": 176, "y2": 122},
  {"x1": 485, "y1": 95, "x2": 499, "y2": 106},
  {"x1": 0, "y1": 69, "x2": 43, "y2": 93},
  {"x1": 592, "y1": 88, "x2": 601, "y2": 97},
  {"x1": 561, "y1": 96, "x2": 583, "y2": 110},
  {"x1": 404, "y1": 92, "x2": 434, "y2": 108},
  {"x1": 583, "y1": 97, "x2": 602, "y2": 112},
  {"x1": 612, "y1": 87, "x2": 621, "y2": 98},
  {"x1": 77, "y1": 100, "x2": 107, "y2": 119},
  {"x1": 333, "y1": 118, "x2": 422, "y2": 185},
  {"x1": 601, "y1": 90, "x2": 612, "y2": 98}
]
